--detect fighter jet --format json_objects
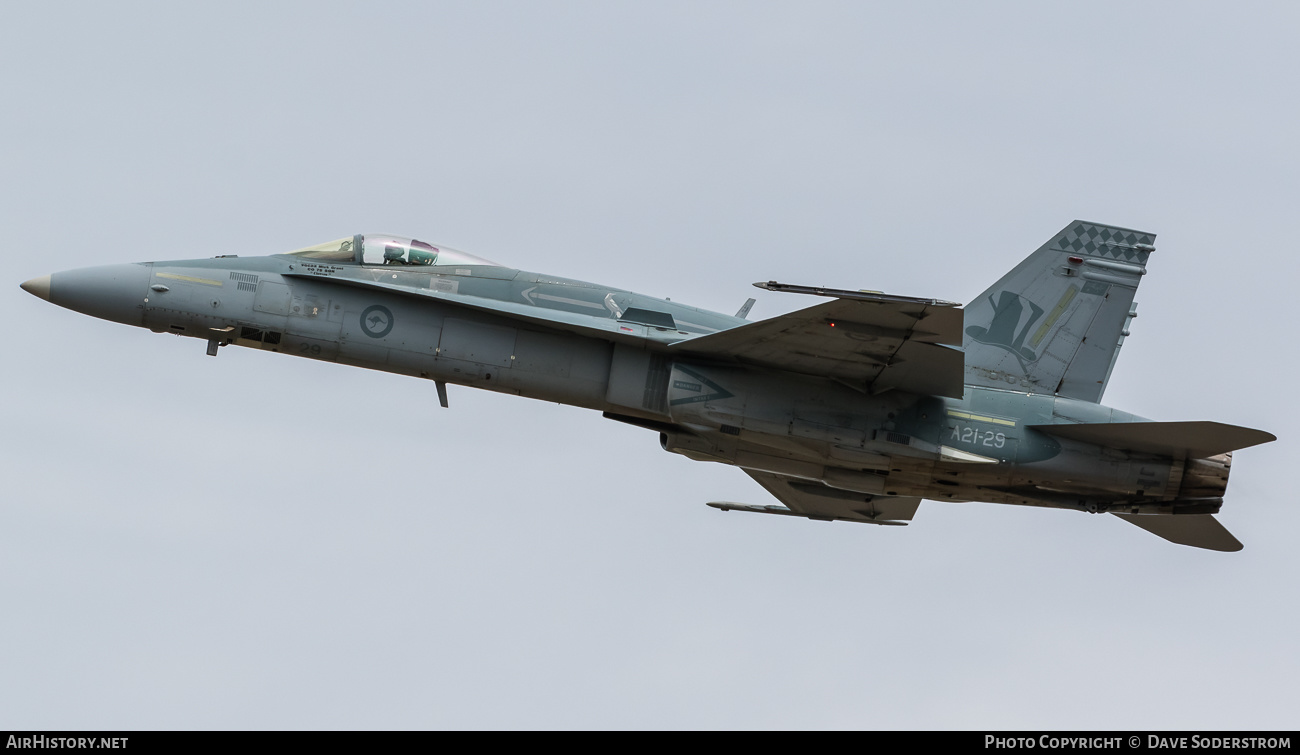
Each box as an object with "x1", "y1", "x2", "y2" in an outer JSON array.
[{"x1": 19, "y1": 221, "x2": 1274, "y2": 551}]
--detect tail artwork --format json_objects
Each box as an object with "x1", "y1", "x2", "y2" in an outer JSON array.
[{"x1": 963, "y1": 221, "x2": 1154, "y2": 402}]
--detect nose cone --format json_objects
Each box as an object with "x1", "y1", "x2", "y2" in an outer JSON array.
[
  {"x1": 22, "y1": 263, "x2": 150, "y2": 327},
  {"x1": 20, "y1": 275, "x2": 51, "y2": 300}
]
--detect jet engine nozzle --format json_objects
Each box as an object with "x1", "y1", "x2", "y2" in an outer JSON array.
[{"x1": 1178, "y1": 453, "x2": 1233, "y2": 500}]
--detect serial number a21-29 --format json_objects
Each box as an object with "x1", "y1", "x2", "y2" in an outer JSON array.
[{"x1": 949, "y1": 424, "x2": 1006, "y2": 448}]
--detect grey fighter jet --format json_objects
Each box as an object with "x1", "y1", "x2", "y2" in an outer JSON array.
[{"x1": 19, "y1": 222, "x2": 1275, "y2": 551}]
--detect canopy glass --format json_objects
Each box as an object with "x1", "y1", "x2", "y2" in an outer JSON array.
[{"x1": 285, "y1": 234, "x2": 502, "y2": 267}]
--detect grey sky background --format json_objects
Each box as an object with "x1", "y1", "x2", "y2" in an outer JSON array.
[{"x1": 3, "y1": 1, "x2": 1298, "y2": 729}]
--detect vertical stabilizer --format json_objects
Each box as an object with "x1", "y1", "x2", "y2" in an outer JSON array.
[{"x1": 963, "y1": 221, "x2": 1155, "y2": 401}]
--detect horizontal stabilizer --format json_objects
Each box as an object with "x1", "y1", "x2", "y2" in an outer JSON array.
[
  {"x1": 1029, "y1": 421, "x2": 1275, "y2": 459},
  {"x1": 1112, "y1": 513, "x2": 1243, "y2": 552}
]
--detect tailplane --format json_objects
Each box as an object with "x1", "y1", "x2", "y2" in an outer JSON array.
[
  {"x1": 1113, "y1": 513, "x2": 1243, "y2": 552},
  {"x1": 964, "y1": 220, "x2": 1155, "y2": 401}
]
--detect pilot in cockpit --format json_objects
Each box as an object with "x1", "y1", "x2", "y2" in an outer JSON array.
[
  {"x1": 383, "y1": 240, "x2": 438, "y2": 266},
  {"x1": 382, "y1": 244, "x2": 406, "y2": 265}
]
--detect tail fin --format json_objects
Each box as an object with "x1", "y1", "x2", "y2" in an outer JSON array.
[{"x1": 963, "y1": 220, "x2": 1155, "y2": 401}]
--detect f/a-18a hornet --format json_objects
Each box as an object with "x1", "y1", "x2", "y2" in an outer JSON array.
[{"x1": 20, "y1": 221, "x2": 1274, "y2": 551}]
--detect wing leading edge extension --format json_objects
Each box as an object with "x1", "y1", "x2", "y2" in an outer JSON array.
[
  {"x1": 673, "y1": 283, "x2": 965, "y2": 398},
  {"x1": 282, "y1": 270, "x2": 652, "y2": 345}
]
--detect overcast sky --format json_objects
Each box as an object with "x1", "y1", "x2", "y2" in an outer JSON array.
[{"x1": 3, "y1": 1, "x2": 1298, "y2": 730}]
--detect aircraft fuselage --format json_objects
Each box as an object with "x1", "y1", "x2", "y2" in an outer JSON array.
[
  {"x1": 24, "y1": 222, "x2": 1274, "y2": 551},
  {"x1": 25, "y1": 253, "x2": 1215, "y2": 517}
]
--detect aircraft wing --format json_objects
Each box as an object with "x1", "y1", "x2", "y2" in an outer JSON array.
[
  {"x1": 672, "y1": 283, "x2": 965, "y2": 398},
  {"x1": 709, "y1": 470, "x2": 922, "y2": 525}
]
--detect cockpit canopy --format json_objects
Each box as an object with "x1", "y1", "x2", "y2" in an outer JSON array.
[{"x1": 285, "y1": 234, "x2": 501, "y2": 268}]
